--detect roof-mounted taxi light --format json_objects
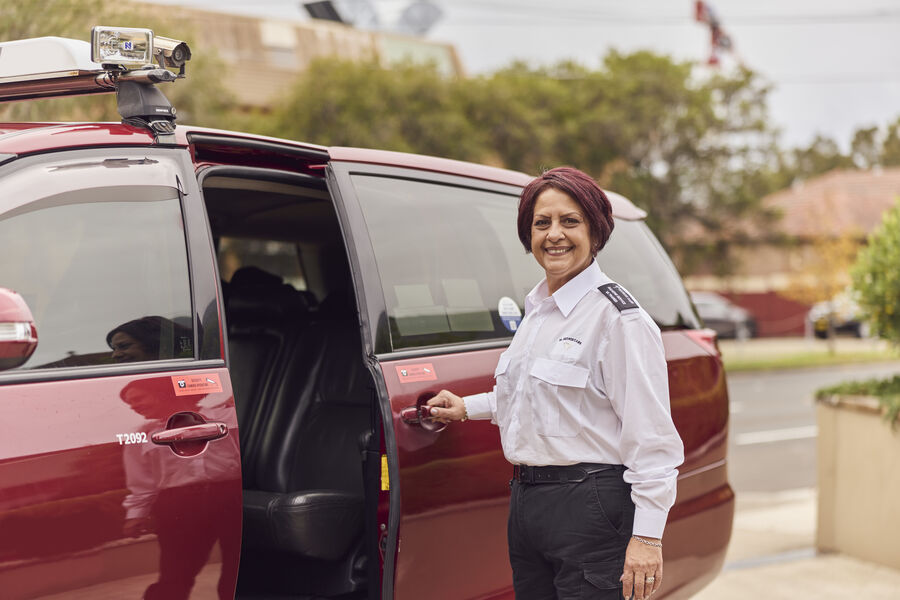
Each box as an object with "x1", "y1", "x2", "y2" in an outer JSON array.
[{"x1": 91, "y1": 26, "x2": 153, "y2": 67}]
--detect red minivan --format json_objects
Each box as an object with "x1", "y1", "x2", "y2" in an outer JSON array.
[{"x1": 0, "y1": 29, "x2": 733, "y2": 600}]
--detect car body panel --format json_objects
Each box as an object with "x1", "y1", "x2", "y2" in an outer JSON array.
[{"x1": 0, "y1": 369, "x2": 241, "y2": 599}]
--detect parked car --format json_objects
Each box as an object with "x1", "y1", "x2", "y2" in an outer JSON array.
[
  {"x1": 689, "y1": 291, "x2": 757, "y2": 339},
  {"x1": 807, "y1": 291, "x2": 869, "y2": 339},
  {"x1": 0, "y1": 28, "x2": 733, "y2": 600}
]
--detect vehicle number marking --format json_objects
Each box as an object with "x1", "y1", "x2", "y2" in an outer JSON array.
[{"x1": 116, "y1": 432, "x2": 149, "y2": 445}]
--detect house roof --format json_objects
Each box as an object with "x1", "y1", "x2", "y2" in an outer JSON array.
[{"x1": 765, "y1": 168, "x2": 900, "y2": 238}]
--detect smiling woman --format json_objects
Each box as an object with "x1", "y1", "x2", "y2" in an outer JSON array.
[{"x1": 428, "y1": 166, "x2": 684, "y2": 600}]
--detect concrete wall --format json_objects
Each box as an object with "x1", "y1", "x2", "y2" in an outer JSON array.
[{"x1": 817, "y1": 396, "x2": 900, "y2": 570}]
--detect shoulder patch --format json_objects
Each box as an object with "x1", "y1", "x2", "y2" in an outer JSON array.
[{"x1": 598, "y1": 283, "x2": 638, "y2": 312}]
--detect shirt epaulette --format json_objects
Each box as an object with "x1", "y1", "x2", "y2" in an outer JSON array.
[{"x1": 598, "y1": 283, "x2": 638, "y2": 312}]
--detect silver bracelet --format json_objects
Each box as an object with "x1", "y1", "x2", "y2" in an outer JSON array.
[{"x1": 632, "y1": 535, "x2": 663, "y2": 548}]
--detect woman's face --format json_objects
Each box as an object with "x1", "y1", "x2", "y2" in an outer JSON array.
[
  {"x1": 110, "y1": 332, "x2": 152, "y2": 363},
  {"x1": 530, "y1": 187, "x2": 595, "y2": 294}
]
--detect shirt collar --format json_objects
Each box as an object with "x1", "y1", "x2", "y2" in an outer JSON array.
[{"x1": 525, "y1": 261, "x2": 605, "y2": 318}]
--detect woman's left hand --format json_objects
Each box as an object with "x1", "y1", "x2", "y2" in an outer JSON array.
[{"x1": 620, "y1": 536, "x2": 662, "y2": 599}]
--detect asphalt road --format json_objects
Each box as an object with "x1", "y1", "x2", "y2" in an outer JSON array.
[{"x1": 726, "y1": 361, "x2": 900, "y2": 494}]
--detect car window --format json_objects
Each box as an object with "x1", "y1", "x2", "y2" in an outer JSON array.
[
  {"x1": 352, "y1": 174, "x2": 543, "y2": 350},
  {"x1": 352, "y1": 175, "x2": 698, "y2": 351},
  {"x1": 0, "y1": 174, "x2": 193, "y2": 370},
  {"x1": 597, "y1": 221, "x2": 700, "y2": 329},
  {"x1": 218, "y1": 237, "x2": 307, "y2": 290}
]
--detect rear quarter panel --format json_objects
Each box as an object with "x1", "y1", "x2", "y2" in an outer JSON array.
[{"x1": 659, "y1": 330, "x2": 734, "y2": 599}]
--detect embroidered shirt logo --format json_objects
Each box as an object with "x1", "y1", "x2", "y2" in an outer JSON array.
[{"x1": 557, "y1": 336, "x2": 583, "y2": 350}]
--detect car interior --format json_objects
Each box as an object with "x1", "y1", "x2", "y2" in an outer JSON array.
[{"x1": 201, "y1": 171, "x2": 377, "y2": 600}]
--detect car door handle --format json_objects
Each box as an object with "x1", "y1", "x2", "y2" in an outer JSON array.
[
  {"x1": 400, "y1": 404, "x2": 447, "y2": 433},
  {"x1": 151, "y1": 422, "x2": 228, "y2": 445}
]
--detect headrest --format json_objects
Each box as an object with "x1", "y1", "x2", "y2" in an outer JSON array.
[{"x1": 226, "y1": 267, "x2": 309, "y2": 324}]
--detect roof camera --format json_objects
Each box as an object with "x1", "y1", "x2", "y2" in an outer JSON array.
[{"x1": 153, "y1": 36, "x2": 191, "y2": 74}]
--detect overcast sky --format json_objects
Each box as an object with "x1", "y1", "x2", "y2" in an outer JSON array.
[{"x1": 162, "y1": 0, "x2": 900, "y2": 151}]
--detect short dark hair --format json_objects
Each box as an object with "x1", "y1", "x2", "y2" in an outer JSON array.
[{"x1": 517, "y1": 166, "x2": 615, "y2": 255}]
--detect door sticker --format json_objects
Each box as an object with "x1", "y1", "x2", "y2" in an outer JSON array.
[
  {"x1": 395, "y1": 363, "x2": 438, "y2": 383},
  {"x1": 171, "y1": 373, "x2": 223, "y2": 396},
  {"x1": 498, "y1": 296, "x2": 522, "y2": 332}
]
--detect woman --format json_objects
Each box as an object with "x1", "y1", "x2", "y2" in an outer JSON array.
[{"x1": 427, "y1": 167, "x2": 684, "y2": 600}]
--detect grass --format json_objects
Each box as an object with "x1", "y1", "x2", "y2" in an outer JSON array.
[
  {"x1": 816, "y1": 376, "x2": 900, "y2": 427},
  {"x1": 722, "y1": 349, "x2": 900, "y2": 372}
]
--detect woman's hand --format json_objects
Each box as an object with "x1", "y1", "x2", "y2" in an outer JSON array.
[
  {"x1": 425, "y1": 390, "x2": 467, "y2": 423},
  {"x1": 620, "y1": 536, "x2": 663, "y2": 599}
]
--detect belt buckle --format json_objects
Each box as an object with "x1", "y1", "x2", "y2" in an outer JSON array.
[{"x1": 515, "y1": 465, "x2": 533, "y2": 484}]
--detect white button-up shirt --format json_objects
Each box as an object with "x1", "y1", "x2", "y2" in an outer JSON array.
[{"x1": 464, "y1": 260, "x2": 684, "y2": 538}]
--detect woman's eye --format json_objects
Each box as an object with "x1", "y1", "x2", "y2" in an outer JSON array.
[
  {"x1": 564, "y1": 218, "x2": 581, "y2": 225},
  {"x1": 534, "y1": 219, "x2": 549, "y2": 227}
]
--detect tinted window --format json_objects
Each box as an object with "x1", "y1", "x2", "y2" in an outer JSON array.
[
  {"x1": 597, "y1": 221, "x2": 700, "y2": 330},
  {"x1": 218, "y1": 238, "x2": 307, "y2": 290},
  {"x1": 0, "y1": 185, "x2": 193, "y2": 369},
  {"x1": 353, "y1": 175, "x2": 698, "y2": 350},
  {"x1": 353, "y1": 175, "x2": 542, "y2": 350}
]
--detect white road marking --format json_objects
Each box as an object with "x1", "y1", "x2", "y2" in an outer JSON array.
[{"x1": 734, "y1": 425, "x2": 818, "y2": 446}]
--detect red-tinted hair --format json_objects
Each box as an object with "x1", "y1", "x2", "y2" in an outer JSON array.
[{"x1": 517, "y1": 166, "x2": 615, "y2": 255}]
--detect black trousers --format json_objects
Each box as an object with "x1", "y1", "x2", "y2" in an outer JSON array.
[{"x1": 508, "y1": 466, "x2": 634, "y2": 600}]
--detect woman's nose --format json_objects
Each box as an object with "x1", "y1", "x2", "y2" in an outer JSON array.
[{"x1": 547, "y1": 221, "x2": 565, "y2": 240}]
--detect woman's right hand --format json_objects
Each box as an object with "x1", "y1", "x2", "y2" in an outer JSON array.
[{"x1": 426, "y1": 390, "x2": 467, "y2": 423}]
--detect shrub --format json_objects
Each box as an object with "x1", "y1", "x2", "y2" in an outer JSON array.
[
  {"x1": 816, "y1": 376, "x2": 900, "y2": 427},
  {"x1": 851, "y1": 199, "x2": 900, "y2": 346}
]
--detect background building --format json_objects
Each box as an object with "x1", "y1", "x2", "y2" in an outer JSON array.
[{"x1": 684, "y1": 168, "x2": 900, "y2": 336}]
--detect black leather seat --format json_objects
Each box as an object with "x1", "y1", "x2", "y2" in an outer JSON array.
[
  {"x1": 242, "y1": 313, "x2": 372, "y2": 561},
  {"x1": 224, "y1": 266, "x2": 312, "y2": 486},
  {"x1": 225, "y1": 270, "x2": 371, "y2": 563}
]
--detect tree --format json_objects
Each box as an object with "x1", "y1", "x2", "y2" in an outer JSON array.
[
  {"x1": 262, "y1": 59, "x2": 485, "y2": 161},
  {"x1": 782, "y1": 219, "x2": 863, "y2": 352},
  {"x1": 880, "y1": 118, "x2": 900, "y2": 167},
  {"x1": 852, "y1": 200, "x2": 900, "y2": 347},
  {"x1": 851, "y1": 126, "x2": 880, "y2": 169},
  {"x1": 788, "y1": 135, "x2": 853, "y2": 180}
]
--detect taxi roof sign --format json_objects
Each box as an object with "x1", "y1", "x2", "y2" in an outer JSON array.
[{"x1": 0, "y1": 37, "x2": 101, "y2": 82}]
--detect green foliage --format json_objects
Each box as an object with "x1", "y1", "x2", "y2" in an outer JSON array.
[
  {"x1": 261, "y1": 59, "x2": 484, "y2": 160},
  {"x1": 265, "y1": 52, "x2": 782, "y2": 270},
  {"x1": 852, "y1": 200, "x2": 900, "y2": 347},
  {"x1": 816, "y1": 376, "x2": 900, "y2": 427}
]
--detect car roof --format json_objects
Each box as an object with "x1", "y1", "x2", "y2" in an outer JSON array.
[{"x1": 0, "y1": 122, "x2": 647, "y2": 221}]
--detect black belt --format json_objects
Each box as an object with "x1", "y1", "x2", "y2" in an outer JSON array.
[{"x1": 512, "y1": 463, "x2": 622, "y2": 484}]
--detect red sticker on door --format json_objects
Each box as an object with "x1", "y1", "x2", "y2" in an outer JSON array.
[
  {"x1": 171, "y1": 373, "x2": 223, "y2": 396},
  {"x1": 395, "y1": 363, "x2": 437, "y2": 383}
]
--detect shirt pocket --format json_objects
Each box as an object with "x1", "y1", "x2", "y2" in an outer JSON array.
[{"x1": 528, "y1": 357, "x2": 589, "y2": 437}]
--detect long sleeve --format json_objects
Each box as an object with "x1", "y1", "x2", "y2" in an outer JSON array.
[
  {"x1": 600, "y1": 311, "x2": 684, "y2": 539},
  {"x1": 463, "y1": 389, "x2": 497, "y2": 422}
]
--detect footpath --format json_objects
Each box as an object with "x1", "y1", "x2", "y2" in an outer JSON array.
[
  {"x1": 692, "y1": 489, "x2": 900, "y2": 599},
  {"x1": 694, "y1": 336, "x2": 900, "y2": 599}
]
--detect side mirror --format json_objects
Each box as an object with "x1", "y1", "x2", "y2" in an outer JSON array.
[{"x1": 0, "y1": 287, "x2": 38, "y2": 370}]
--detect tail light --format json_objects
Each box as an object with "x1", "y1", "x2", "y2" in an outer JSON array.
[{"x1": 685, "y1": 328, "x2": 720, "y2": 356}]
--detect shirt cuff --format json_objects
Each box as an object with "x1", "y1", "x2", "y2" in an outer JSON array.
[
  {"x1": 463, "y1": 393, "x2": 492, "y2": 420},
  {"x1": 632, "y1": 507, "x2": 669, "y2": 539}
]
